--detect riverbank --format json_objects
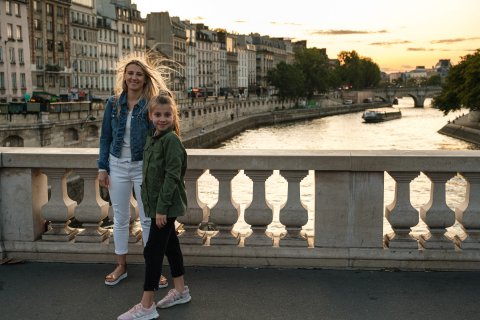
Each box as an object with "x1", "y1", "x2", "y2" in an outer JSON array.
[
  {"x1": 438, "y1": 111, "x2": 480, "y2": 146},
  {"x1": 182, "y1": 102, "x2": 384, "y2": 148}
]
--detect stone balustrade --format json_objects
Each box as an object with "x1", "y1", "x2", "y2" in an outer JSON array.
[{"x1": 1, "y1": 148, "x2": 480, "y2": 270}]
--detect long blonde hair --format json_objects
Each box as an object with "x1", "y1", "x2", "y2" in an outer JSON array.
[
  {"x1": 148, "y1": 91, "x2": 181, "y2": 136},
  {"x1": 114, "y1": 52, "x2": 171, "y2": 102}
]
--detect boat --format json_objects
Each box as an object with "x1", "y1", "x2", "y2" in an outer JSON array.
[{"x1": 362, "y1": 107, "x2": 402, "y2": 123}]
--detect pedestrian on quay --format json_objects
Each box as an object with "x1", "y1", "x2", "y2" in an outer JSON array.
[
  {"x1": 118, "y1": 92, "x2": 191, "y2": 320},
  {"x1": 98, "y1": 54, "x2": 168, "y2": 288}
]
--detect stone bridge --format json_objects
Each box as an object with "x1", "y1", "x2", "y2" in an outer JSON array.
[{"x1": 372, "y1": 86, "x2": 442, "y2": 107}]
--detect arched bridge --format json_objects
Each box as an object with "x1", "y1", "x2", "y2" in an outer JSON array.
[{"x1": 372, "y1": 86, "x2": 442, "y2": 107}]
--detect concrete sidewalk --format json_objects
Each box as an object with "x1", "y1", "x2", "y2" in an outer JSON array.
[{"x1": 1, "y1": 262, "x2": 480, "y2": 320}]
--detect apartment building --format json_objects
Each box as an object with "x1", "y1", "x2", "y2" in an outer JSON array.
[{"x1": 0, "y1": 0, "x2": 32, "y2": 103}]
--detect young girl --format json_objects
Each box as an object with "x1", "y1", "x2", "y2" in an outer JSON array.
[{"x1": 118, "y1": 92, "x2": 190, "y2": 320}]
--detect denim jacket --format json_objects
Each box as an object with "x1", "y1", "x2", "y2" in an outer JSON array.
[{"x1": 98, "y1": 92, "x2": 152, "y2": 172}]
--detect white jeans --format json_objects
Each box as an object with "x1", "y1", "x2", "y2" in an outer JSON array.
[{"x1": 108, "y1": 155, "x2": 151, "y2": 255}]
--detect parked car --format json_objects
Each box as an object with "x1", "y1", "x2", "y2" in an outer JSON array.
[{"x1": 343, "y1": 99, "x2": 354, "y2": 105}]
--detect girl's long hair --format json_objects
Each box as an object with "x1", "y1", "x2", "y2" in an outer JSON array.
[
  {"x1": 114, "y1": 52, "x2": 172, "y2": 103},
  {"x1": 148, "y1": 91, "x2": 181, "y2": 136}
]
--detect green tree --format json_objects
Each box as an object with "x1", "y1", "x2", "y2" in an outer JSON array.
[
  {"x1": 293, "y1": 47, "x2": 332, "y2": 98},
  {"x1": 336, "y1": 51, "x2": 381, "y2": 89},
  {"x1": 426, "y1": 74, "x2": 442, "y2": 86},
  {"x1": 433, "y1": 50, "x2": 480, "y2": 114},
  {"x1": 266, "y1": 62, "x2": 305, "y2": 100}
]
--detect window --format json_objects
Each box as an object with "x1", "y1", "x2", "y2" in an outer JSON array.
[
  {"x1": 0, "y1": 72, "x2": 4, "y2": 89},
  {"x1": 37, "y1": 75, "x2": 44, "y2": 87},
  {"x1": 35, "y1": 38, "x2": 43, "y2": 49},
  {"x1": 16, "y1": 26, "x2": 22, "y2": 41},
  {"x1": 20, "y1": 73, "x2": 26, "y2": 88},
  {"x1": 5, "y1": 1, "x2": 11, "y2": 15},
  {"x1": 0, "y1": 48, "x2": 3, "y2": 62},
  {"x1": 36, "y1": 56, "x2": 43, "y2": 69},
  {"x1": 9, "y1": 47, "x2": 15, "y2": 63},
  {"x1": 14, "y1": 2, "x2": 19, "y2": 16},
  {"x1": 18, "y1": 48, "x2": 24, "y2": 64},
  {"x1": 46, "y1": 3, "x2": 53, "y2": 16},
  {"x1": 7, "y1": 24, "x2": 13, "y2": 40},
  {"x1": 11, "y1": 73, "x2": 17, "y2": 89},
  {"x1": 34, "y1": 19, "x2": 41, "y2": 30}
]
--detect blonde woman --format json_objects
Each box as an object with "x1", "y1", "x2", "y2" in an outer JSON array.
[{"x1": 98, "y1": 54, "x2": 168, "y2": 288}]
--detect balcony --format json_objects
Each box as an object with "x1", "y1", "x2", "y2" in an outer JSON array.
[{"x1": 1, "y1": 149, "x2": 480, "y2": 270}]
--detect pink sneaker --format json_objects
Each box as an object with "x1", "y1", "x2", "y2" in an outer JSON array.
[
  {"x1": 117, "y1": 302, "x2": 159, "y2": 320},
  {"x1": 157, "y1": 286, "x2": 191, "y2": 309}
]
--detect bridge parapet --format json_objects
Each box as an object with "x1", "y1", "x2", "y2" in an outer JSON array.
[{"x1": 1, "y1": 148, "x2": 480, "y2": 270}]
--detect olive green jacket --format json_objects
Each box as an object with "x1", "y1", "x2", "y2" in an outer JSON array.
[{"x1": 141, "y1": 128, "x2": 187, "y2": 218}]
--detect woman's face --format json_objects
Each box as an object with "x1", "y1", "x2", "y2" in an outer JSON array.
[{"x1": 124, "y1": 63, "x2": 146, "y2": 93}]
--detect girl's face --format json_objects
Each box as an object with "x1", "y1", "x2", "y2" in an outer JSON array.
[
  {"x1": 124, "y1": 63, "x2": 146, "y2": 93},
  {"x1": 149, "y1": 103, "x2": 174, "y2": 132}
]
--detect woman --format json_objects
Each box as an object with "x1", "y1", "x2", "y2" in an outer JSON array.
[{"x1": 98, "y1": 54, "x2": 168, "y2": 288}]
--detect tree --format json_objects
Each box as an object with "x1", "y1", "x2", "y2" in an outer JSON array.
[
  {"x1": 266, "y1": 62, "x2": 305, "y2": 100},
  {"x1": 426, "y1": 74, "x2": 442, "y2": 86},
  {"x1": 293, "y1": 47, "x2": 332, "y2": 98},
  {"x1": 432, "y1": 50, "x2": 480, "y2": 114},
  {"x1": 336, "y1": 51, "x2": 381, "y2": 89}
]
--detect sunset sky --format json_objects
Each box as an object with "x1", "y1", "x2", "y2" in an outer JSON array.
[{"x1": 133, "y1": 0, "x2": 480, "y2": 73}]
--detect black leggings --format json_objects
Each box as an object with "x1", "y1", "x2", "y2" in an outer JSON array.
[{"x1": 143, "y1": 217, "x2": 185, "y2": 291}]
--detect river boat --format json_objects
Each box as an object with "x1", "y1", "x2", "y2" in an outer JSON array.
[{"x1": 362, "y1": 107, "x2": 402, "y2": 123}]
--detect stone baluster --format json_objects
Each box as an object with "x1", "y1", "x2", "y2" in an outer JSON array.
[
  {"x1": 74, "y1": 169, "x2": 109, "y2": 242},
  {"x1": 278, "y1": 170, "x2": 309, "y2": 246},
  {"x1": 41, "y1": 169, "x2": 78, "y2": 241},
  {"x1": 244, "y1": 170, "x2": 273, "y2": 246},
  {"x1": 208, "y1": 170, "x2": 239, "y2": 245},
  {"x1": 177, "y1": 169, "x2": 205, "y2": 244},
  {"x1": 128, "y1": 194, "x2": 142, "y2": 243},
  {"x1": 385, "y1": 172, "x2": 420, "y2": 249},
  {"x1": 419, "y1": 172, "x2": 456, "y2": 249},
  {"x1": 455, "y1": 172, "x2": 480, "y2": 249}
]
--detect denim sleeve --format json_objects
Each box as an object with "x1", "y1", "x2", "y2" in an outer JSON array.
[{"x1": 97, "y1": 97, "x2": 114, "y2": 171}]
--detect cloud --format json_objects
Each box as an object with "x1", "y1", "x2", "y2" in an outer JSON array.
[
  {"x1": 407, "y1": 47, "x2": 434, "y2": 51},
  {"x1": 370, "y1": 40, "x2": 411, "y2": 46},
  {"x1": 407, "y1": 47, "x2": 452, "y2": 52},
  {"x1": 311, "y1": 29, "x2": 387, "y2": 35},
  {"x1": 431, "y1": 37, "x2": 480, "y2": 44},
  {"x1": 270, "y1": 21, "x2": 302, "y2": 26}
]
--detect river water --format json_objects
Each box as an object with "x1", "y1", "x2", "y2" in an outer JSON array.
[{"x1": 196, "y1": 98, "x2": 478, "y2": 240}]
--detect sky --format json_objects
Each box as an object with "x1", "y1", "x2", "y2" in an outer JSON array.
[{"x1": 133, "y1": 0, "x2": 480, "y2": 73}]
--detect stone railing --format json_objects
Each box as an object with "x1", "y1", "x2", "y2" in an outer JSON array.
[{"x1": 1, "y1": 148, "x2": 480, "y2": 270}]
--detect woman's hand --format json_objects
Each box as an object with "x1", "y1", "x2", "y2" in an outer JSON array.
[
  {"x1": 98, "y1": 171, "x2": 110, "y2": 188},
  {"x1": 156, "y1": 213, "x2": 167, "y2": 229}
]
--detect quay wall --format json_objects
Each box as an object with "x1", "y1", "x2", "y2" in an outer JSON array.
[{"x1": 438, "y1": 111, "x2": 480, "y2": 146}]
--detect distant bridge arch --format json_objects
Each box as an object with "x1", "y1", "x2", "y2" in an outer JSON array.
[{"x1": 372, "y1": 86, "x2": 442, "y2": 107}]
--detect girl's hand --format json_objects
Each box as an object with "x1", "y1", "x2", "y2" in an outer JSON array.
[
  {"x1": 156, "y1": 214, "x2": 167, "y2": 229},
  {"x1": 98, "y1": 171, "x2": 110, "y2": 188}
]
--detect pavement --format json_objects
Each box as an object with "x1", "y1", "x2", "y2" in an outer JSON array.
[{"x1": 1, "y1": 261, "x2": 480, "y2": 320}]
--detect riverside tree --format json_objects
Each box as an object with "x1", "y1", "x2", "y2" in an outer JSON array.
[
  {"x1": 266, "y1": 61, "x2": 306, "y2": 101},
  {"x1": 336, "y1": 51, "x2": 381, "y2": 89},
  {"x1": 432, "y1": 49, "x2": 480, "y2": 114}
]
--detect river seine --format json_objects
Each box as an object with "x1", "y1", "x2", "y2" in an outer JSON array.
[{"x1": 197, "y1": 98, "x2": 477, "y2": 239}]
